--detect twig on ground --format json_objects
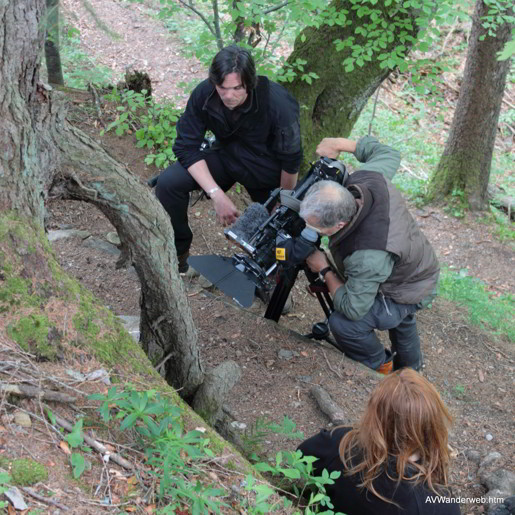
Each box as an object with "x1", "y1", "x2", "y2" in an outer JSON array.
[
  {"x1": 322, "y1": 350, "x2": 343, "y2": 379},
  {"x1": 21, "y1": 487, "x2": 70, "y2": 511},
  {"x1": 0, "y1": 383, "x2": 77, "y2": 403},
  {"x1": 199, "y1": 221, "x2": 212, "y2": 253},
  {"x1": 46, "y1": 408, "x2": 136, "y2": 472}
]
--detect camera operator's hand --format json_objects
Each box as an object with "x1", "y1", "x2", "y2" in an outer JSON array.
[
  {"x1": 306, "y1": 249, "x2": 330, "y2": 273},
  {"x1": 316, "y1": 138, "x2": 357, "y2": 158},
  {"x1": 211, "y1": 190, "x2": 241, "y2": 226}
]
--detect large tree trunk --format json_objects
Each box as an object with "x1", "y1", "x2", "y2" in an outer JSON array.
[
  {"x1": 284, "y1": 0, "x2": 422, "y2": 164},
  {"x1": 0, "y1": 0, "x2": 204, "y2": 399},
  {"x1": 45, "y1": 0, "x2": 64, "y2": 86},
  {"x1": 429, "y1": 0, "x2": 513, "y2": 210}
]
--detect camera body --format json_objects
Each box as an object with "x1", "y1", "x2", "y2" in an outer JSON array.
[{"x1": 224, "y1": 157, "x2": 348, "y2": 301}]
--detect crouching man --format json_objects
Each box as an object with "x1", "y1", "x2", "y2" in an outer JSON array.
[{"x1": 299, "y1": 136, "x2": 439, "y2": 374}]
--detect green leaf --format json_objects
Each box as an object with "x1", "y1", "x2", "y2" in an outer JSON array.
[
  {"x1": 70, "y1": 453, "x2": 85, "y2": 479},
  {"x1": 45, "y1": 407, "x2": 56, "y2": 425},
  {"x1": 66, "y1": 419, "x2": 84, "y2": 448},
  {"x1": 120, "y1": 412, "x2": 139, "y2": 431}
]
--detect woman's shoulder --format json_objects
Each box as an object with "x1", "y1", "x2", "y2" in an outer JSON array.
[{"x1": 297, "y1": 427, "x2": 351, "y2": 461}]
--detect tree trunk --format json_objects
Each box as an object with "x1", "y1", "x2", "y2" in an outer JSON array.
[
  {"x1": 45, "y1": 0, "x2": 64, "y2": 86},
  {"x1": 0, "y1": 0, "x2": 204, "y2": 399},
  {"x1": 429, "y1": 0, "x2": 513, "y2": 210},
  {"x1": 283, "y1": 0, "x2": 422, "y2": 164}
]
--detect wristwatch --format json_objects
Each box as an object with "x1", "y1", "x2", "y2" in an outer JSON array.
[{"x1": 318, "y1": 266, "x2": 332, "y2": 282}]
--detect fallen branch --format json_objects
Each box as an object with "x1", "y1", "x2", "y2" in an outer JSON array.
[
  {"x1": 310, "y1": 385, "x2": 345, "y2": 425},
  {"x1": 21, "y1": 487, "x2": 70, "y2": 511},
  {"x1": 48, "y1": 409, "x2": 136, "y2": 472},
  {"x1": 0, "y1": 383, "x2": 77, "y2": 403}
]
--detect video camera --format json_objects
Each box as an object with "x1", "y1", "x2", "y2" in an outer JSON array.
[{"x1": 188, "y1": 157, "x2": 348, "y2": 323}]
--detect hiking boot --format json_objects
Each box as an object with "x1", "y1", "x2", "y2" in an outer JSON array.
[
  {"x1": 376, "y1": 349, "x2": 395, "y2": 376},
  {"x1": 178, "y1": 251, "x2": 190, "y2": 274}
]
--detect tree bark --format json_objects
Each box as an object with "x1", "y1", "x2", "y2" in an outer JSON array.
[
  {"x1": 45, "y1": 0, "x2": 64, "y2": 86},
  {"x1": 283, "y1": 0, "x2": 422, "y2": 164},
  {"x1": 429, "y1": 0, "x2": 513, "y2": 210},
  {"x1": 0, "y1": 0, "x2": 204, "y2": 399}
]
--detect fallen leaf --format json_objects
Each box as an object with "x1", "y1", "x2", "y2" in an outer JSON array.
[
  {"x1": 300, "y1": 351, "x2": 309, "y2": 357},
  {"x1": 59, "y1": 441, "x2": 71, "y2": 455},
  {"x1": 145, "y1": 505, "x2": 156, "y2": 513},
  {"x1": 8, "y1": 504, "x2": 16, "y2": 515},
  {"x1": 127, "y1": 476, "x2": 139, "y2": 485},
  {"x1": 478, "y1": 370, "x2": 485, "y2": 382}
]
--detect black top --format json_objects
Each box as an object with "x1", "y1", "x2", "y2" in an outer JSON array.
[
  {"x1": 172, "y1": 76, "x2": 302, "y2": 188},
  {"x1": 298, "y1": 428, "x2": 461, "y2": 515}
]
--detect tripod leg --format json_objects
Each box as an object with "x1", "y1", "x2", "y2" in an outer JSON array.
[{"x1": 264, "y1": 267, "x2": 299, "y2": 322}]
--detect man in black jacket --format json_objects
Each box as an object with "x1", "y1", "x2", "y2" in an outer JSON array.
[{"x1": 156, "y1": 45, "x2": 303, "y2": 272}]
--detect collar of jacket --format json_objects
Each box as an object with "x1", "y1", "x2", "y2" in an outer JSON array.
[
  {"x1": 328, "y1": 184, "x2": 372, "y2": 248},
  {"x1": 201, "y1": 76, "x2": 269, "y2": 121}
]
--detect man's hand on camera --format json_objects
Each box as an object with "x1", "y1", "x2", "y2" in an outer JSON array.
[
  {"x1": 211, "y1": 190, "x2": 240, "y2": 226},
  {"x1": 316, "y1": 137, "x2": 357, "y2": 158},
  {"x1": 306, "y1": 249, "x2": 329, "y2": 273}
]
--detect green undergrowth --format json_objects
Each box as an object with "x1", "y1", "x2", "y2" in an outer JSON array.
[
  {"x1": 439, "y1": 266, "x2": 514, "y2": 343},
  {"x1": 83, "y1": 387, "x2": 344, "y2": 514},
  {"x1": 0, "y1": 457, "x2": 48, "y2": 487}
]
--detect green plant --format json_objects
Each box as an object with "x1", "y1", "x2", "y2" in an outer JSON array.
[
  {"x1": 242, "y1": 416, "x2": 304, "y2": 458},
  {"x1": 59, "y1": 26, "x2": 116, "y2": 88},
  {"x1": 89, "y1": 387, "x2": 228, "y2": 513},
  {"x1": 453, "y1": 384, "x2": 466, "y2": 398},
  {"x1": 103, "y1": 89, "x2": 181, "y2": 169},
  {"x1": 0, "y1": 472, "x2": 10, "y2": 509},
  {"x1": 248, "y1": 450, "x2": 344, "y2": 514},
  {"x1": 89, "y1": 387, "x2": 345, "y2": 513},
  {"x1": 439, "y1": 266, "x2": 515, "y2": 342},
  {"x1": 487, "y1": 204, "x2": 515, "y2": 243}
]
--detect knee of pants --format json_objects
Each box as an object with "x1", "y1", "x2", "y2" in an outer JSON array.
[
  {"x1": 328, "y1": 311, "x2": 374, "y2": 341},
  {"x1": 155, "y1": 163, "x2": 194, "y2": 204}
]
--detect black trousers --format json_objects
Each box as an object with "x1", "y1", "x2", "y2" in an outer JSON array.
[
  {"x1": 155, "y1": 151, "x2": 276, "y2": 256},
  {"x1": 329, "y1": 295, "x2": 422, "y2": 371}
]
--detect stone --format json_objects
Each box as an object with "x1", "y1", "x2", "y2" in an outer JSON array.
[
  {"x1": 47, "y1": 229, "x2": 90, "y2": 242},
  {"x1": 5, "y1": 486, "x2": 28, "y2": 510},
  {"x1": 117, "y1": 315, "x2": 140, "y2": 342},
  {"x1": 13, "y1": 410, "x2": 31, "y2": 428},
  {"x1": 481, "y1": 468, "x2": 515, "y2": 495},
  {"x1": 480, "y1": 452, "x2": 503, "y2": 469},
  {"x1": 198, "y1": 275, "x2": 212, "y2": 288},
  {"x1": 86, "y1": 369, "x2": 111, "y2": 385},
  {"x1": 82, "y1": 237, "x2": 120, "y2": 256},
  {"x1": 486, "y1": 433, "x2": 494, "y2": 441},
  {"x1": 106, "y1": 231, "x2": 121, "y2": 245},
  {"x1": 278, "y1": 349, "x2": 299, "y2": 360},
  {"x1": 465, "y1": 449, "x2": 482, "y2": 464}
]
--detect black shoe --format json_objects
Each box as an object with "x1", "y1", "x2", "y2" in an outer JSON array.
[{"x1": 178, "y1": 251, "x2": 189, "y2": 274}]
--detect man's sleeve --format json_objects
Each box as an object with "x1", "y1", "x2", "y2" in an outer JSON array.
[
  {"x1": 269, "y1": 85, "x2": 303, "y2": 174},
  {"x1": 354, "y1": 135, "x2": 400, "y2": 180},
  {"x1": 332, "y1": 250, "x2": 395, "y2": 320},
  {"x1": 172, "y1": 84, "x2": 208, "y2": 169}
]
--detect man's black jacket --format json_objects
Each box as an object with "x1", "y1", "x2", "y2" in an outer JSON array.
[{"x1": 172, "y1": 76, "x2": 302, "y2": 189}]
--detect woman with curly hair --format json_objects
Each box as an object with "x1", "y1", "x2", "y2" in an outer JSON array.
[{"x1": 298, "y1": 369, "x2": 460, "y2": 514}]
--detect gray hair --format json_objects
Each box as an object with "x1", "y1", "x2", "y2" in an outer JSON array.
[{"x1": 299, "y1": 180, "x2": 357, "y2": 228}]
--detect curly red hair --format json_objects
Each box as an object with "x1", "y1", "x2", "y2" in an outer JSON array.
[{"x1": 339, "y1": 369, "x2": 453, "y2": 504}]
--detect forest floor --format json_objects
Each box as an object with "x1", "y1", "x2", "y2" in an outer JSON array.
[{"x1": 3, "y1": 0, "x2": 514, "y2": 513}]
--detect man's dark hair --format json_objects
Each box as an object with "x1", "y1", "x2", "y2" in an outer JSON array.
[{"x1": 209, "y1": 45, "x2": 258, "y2": 91}]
